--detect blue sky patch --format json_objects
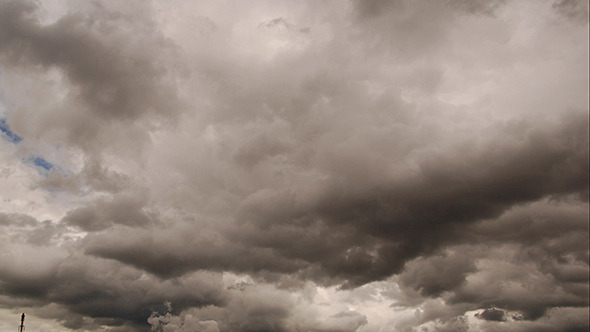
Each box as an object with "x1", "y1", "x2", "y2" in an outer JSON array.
[
  {"x1": 0, "y1": 119, "x2": 23, "y2": 143},
  {"x1": 32, "y1": 156, "x2": 54, "y2": 171},
  {"x1": 1, "y1": 119, "x2": 55, "y2": 172}
]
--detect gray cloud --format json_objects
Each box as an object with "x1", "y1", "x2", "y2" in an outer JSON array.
[
  {"x1": 62, "y1": 191, "x2": 155, "y2": 231},
  {"x1": 230, "y1": 111, "x2": 588, "y2": 287},
  {"x1": 84, "y1": 109, "x2": 588, "y2": 287},
  {"x1": 0, "y1": 212, "x2": 37, "y2": 226},
  {"x1": 0, "y1": 0, "x2": 179, "y2": 151},
  {"x1": 0, "y1": 0, "x2": 176, "y2": 120},
  {"x1": 0, "y1": 214, "x2": 226, "y2": 331},
  {"x1": 83, "y1": 224, "x2": 305, "y2": 278},
  {"x1": 386, "y1": 198, "x2": 588, "y2": 328},
  {"x1": 0, "y1": 0, "x2": 587, "y2": 331},
  {"x1": 0, "y1": 251, "x2": 226, "y2": 331},
  {"x1": 37, "y1": 157, "x2": 130, "y2": 194},
  {"x1": 553, "y1": 0, "x2": 589, "y2": 23},
  {"x1": 397, "y1": 251, "x2": 476, "y2": 298},
  {"x1": 351, "y1": 0, "x2": 506, "y2": 59},
  {"x1": 476, "y1": 307, "x2": 507, "y2": 322}
]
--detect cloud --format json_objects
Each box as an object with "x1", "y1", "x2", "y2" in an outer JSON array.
[
  {"x1": 398, "y1": 251, "x2": 476, "y2": 298},
  {"x1": 61, "y1": 191, "x2": 155, "y2": 231},
  {"x1": 476, "y1": 307, "x2": 589, "y2": 332},
  {"x1": 0, "y1": 214, "x2": 226, "y2": 331},
  {"x1": 231, "y1": 111, "x2": 587, "y2": 286},
  {"x1": 148, "y1": 311, "x2": 220, "y2": 332},
  {"x1": 80, "y1": 97, "x2": 587, "y2": 290},
  {"x1": 351, "y1": 0, "x2": 507, "y2": 60},
  {"x1": 146, "y1": 281, "x2": 371, "y2": 332},
  {"x1": 0, "y1": 0, "x2": 180, "y2": 152},
  {"x1": 0, "y1": 0, "x2": 587, "y2": 331},
  {"x1": 0, "y1": 253, "x2": 226, "y2": 331},
  {"x1": 553, "y1": 0, "x2": 589, "y2": 23},
  {"x1": 476, "y1": 307, "x2": 507, "y2": 322},
  {"x1": 386, "y1": 198, "x2": 588, "y2": 327}
]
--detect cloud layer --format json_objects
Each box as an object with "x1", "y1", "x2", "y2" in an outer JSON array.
[{"x1": 0, "y1": 0, "x2": 588, "y2": 331}]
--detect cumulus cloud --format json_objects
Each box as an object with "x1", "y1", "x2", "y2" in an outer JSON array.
[
  {"x1": 0, "y1": 0, "x2": 180, "y2": 153},
  {"x1": 148, "y1": 311, "x2": 220, "y2": 332},
  {"x1": 0, "y1": 0, "x2": 587, "y2": 331},
  {"x1": 0, "y1": 214, "x2": 226, "y2": 331}
]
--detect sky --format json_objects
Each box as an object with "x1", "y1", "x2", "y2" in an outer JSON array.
[{"x1": 0, "y1": 0, "x2": 588, "y2": 331}]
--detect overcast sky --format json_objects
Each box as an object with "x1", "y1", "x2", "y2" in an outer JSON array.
[{"x1": 0, "y1": 0, "x2": 588, "y2": 331}]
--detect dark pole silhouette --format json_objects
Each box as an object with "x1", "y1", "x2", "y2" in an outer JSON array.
[{"x1": 18, "y1": 313, "x2": 25, "y2": 332}]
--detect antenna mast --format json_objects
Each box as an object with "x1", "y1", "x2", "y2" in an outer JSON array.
[{"x1": 18, "y1": 313, "x2": 25, "y2": 332}]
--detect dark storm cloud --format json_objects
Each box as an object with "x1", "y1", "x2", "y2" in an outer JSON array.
[
  {"x1": 0, "y1": 0, "x2": 179, "y2": 152},
  {"x1": 475, "y1": 308, "x2": 589, "y2": 332},
  {"x1": 46, "y1": 257, "x2": 223, "y2": 325},
  {"x1": 234, "y1": 111, "x2": 588, "y2": 287},
  {"x1": 0, "y1": 0, "x2": 176, "y2": 121},
  {"x1": 0, "y1": 0, "x2": 587, "y2": 331},
  {"x1": 0, "y1": 214, "x2": 227, "y2": 331},
  {"x1": 0, "y1": 250, "x2": 226, "y2": 331},
  {"x1": 389, "y1": 197, "x2": 588, "y2": 328},
  {"x1": 397, "y1": 251, "x2": 476, "y2": 297},
  {"x1": 476, "y1": 307, "x2": 507, "y2": 322},
  {"x1": 465, "y1": 197, "x2": 590, "y2": 284},
  {"x1": 83, "y1": 224, "x2": 305, "y2": 278},
  {"x1": 81, "y1": 109, "x2": 588, "y2": 293},
  {"x1": 61, "y1": 192, "x2": 155, "y2": 231}
]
